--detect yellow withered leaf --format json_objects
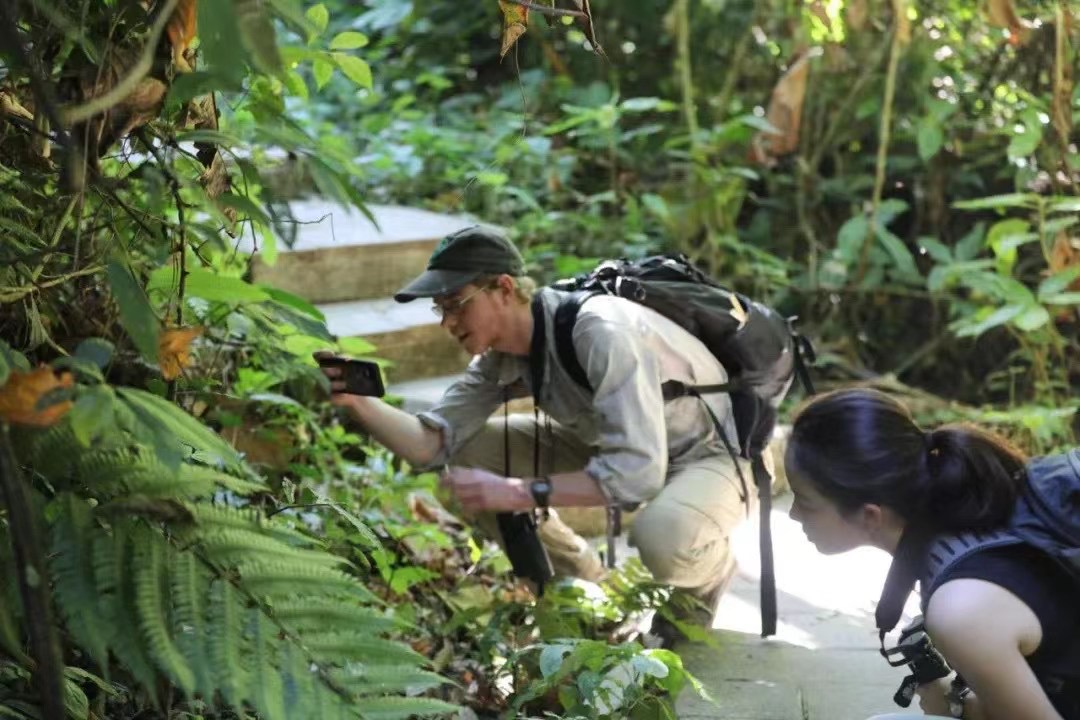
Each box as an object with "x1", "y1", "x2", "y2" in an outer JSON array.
[
  {"x1": 0, "y1": 367, "x2": 74, "y2": 427},
  {"x1": 159, "y1": 327, "x2": 204, "y2": 381},
  {"x1": 498, "y1": 0, "x2": 529, "y2": 59}
]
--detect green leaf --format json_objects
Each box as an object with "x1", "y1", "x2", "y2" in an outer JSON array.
[
  {"x1": 175, "y1": 129, "x2": 246, "y2": 147},
  {"x1": 313, "y1": 57, "x2": 334, "y2": 90},
  {"x1": 329, "y1": 31, "x2": 369, "y2": 50},
  {"x1": 1012, "y1": 305, "x2": 1050, "y2": 331},
  {"x1": 1007, "y1": 113, "x2": 1043, "y2": 159},
  {"x1": 167, "y1": 71, "x2": 232, "y2": 106},
  {"x1": 264, "y1": 287, "x2": 326, "y2": 322},
  {"x1": 351, "y1": 696, "x2": 460, "y2": 720},
  {"x1": 199, "y1": 0, "x2": 248, "y2": 84},
  {"x1": 954, "y1": 222, "x2": 986, "y2": 261},
  {"x1": 236, "y1": 0, "x2": 284, "y2": 75},
  {"x1": 987, "y1": 218, "x2": 1031, "y2": 275},
  {"x1": 1049, "y1": 198, "x2": 1080, "y2": 213},
  {"x1": 917, "y1": 236, "x2": 952, "y2": 264},
  {"x1": 836, "y1": 215, "x2": 869, "y2": 261},
  {"x1": 70, "y1": 386, "x2": 115, "y2": 447},
  {"x1": 1042, "y1": 292, "x2": 1080, "y2": 305},
  {"x1": 917, "y1": 121, "x2": 943, "y2": 162},
  {"x1": 952, "y1": 305, "x2": 1024, "y2": 338},
  {"x1": 74, "y1": 338, "x2": 114, "y2": 370},
  {"x1": 216, "y1": 194, "x2": 272, "y2": 227},
  {"x1": 117, "y1": 388, "x2": 241, "y2": 470},
  {"x1": 149, "y1": 266, "x2": 269, "y2": 305},
  {"x1": 107, "y1": 261, "x2": 160, "y2": 362},
  {"x1": 875, "y1": 227, "x2": 919, "y2": 279},
  {"x1": 305, "y1": 3, "x2": 329, "y2": 37},
  {"x1": 0, "y1": 339, "x2": 30, "y2": 386},
  {"x1": 953, "y1": 194, "x2": 1038, "y2": 211},
  {"x1": 332, "y1": 53, "x2": 372, "y2": 88}
]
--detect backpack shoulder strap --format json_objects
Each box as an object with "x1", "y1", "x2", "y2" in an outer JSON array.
[
  {"x1": 553, "y1": 291, "x2": 594, "y2": 392},
  {"x1": 920, "y1": 529, "x2": 1022, "y2": 600}
]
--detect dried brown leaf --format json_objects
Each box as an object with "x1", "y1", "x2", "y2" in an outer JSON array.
[
  {"x1": 158, "y1": 326, "x2": 203, "y2": 381},
  {"x1": 0, "y1": 367, "x2": 73, "y2": 427},
  {"x1": 498, "y1": 0, "x2": 529, "y2": 59},
  {"x1": 749, "y1": 52, "x2": 812, "y2": 166}
]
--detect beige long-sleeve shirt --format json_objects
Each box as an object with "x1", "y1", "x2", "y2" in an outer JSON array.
[{"x1": 417, "y1": 287, "x2": 737, "y2": 505}]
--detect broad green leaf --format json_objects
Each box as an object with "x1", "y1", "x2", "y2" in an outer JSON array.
[
  {"x1": 1039, "y1": 264, "x2": 1080, "y2": 301},
  {"x1": 540, "y1": 644, "x2": 574, "y2": 677},
  {"x1": 106, "y1": 261, "x2": 160, "y2": 362},
  {"x1": 619, "y1": 97, "x2": 678, "y2": 113},
  {"x1": 167, "y1": 71, "x2": 233, "y2": 106},
  {"x1": 329, "y1": 31, "x2": 369, "y2": 50},
  {"x1": 0, "y1": 340, "x2": 30, "y2": 386},
  {"x1": 987, "y1": 218, "x2": 1031, "y2": 275},
  {"x1": 304, "y1": 3, "x2": 329, "y2": 37},
  {"x1": 952, "y1": 305, "x2": 1024, "y2": 337},
  {"x1": 175, "y1": 129, "x2": 246, "y2": 147},
  {"x1": 199, "y1": 0, "x2": 248, "y2": 84},
  {"x1": 1007, "y1": 111, "x2": 1043, "y2": 159},
  {"x1": 917, "y1": 121, "x2": 943, "y2": 162},
  {"x1": 263, "y1": 287, "x2": 325, "y2": 321},
  {"x1": 333, "y1": 53, "x2": 372, "y2": 88},
  {"x1": 282, "y1": 69, "x2": 309, "y2": 99},
  {"x1": 1042, "y1": 292, "x2": 1080, "y2": 305},
  {"x1": 148, "y1": 266, "x2": 269, "y2": 305},
  {"x1": 117, "y1": 388, "x2": 241, "y2": 470},
  {"x1": 875, "y1": 227, "x2": 919, "y2": 279},
  {"x1": 1012, "y1": 305, "x2": 1050, "y2": 331},
  {"x1": 313, "y1": 57, "x2": 334, "y2": 90},
  {"x1": 69, "y1": 385, "x2": 115, "y2": 446},
  {"x1": 954, "y1": 222, "x2": 986, "y2": 262},
  {"x1": 352, "y1": 696, "x2": 459, "y2": 720},
  {"x1": 1049, "y1": 198, "x2": 1080, "y2": 213},
  {"x1": 917, "y1": 236, "x2": 952, "y2": 264},
  {"x1": 836, "y1": 215, "x2": 869, "y2": 261},
  {"x1": 216, "y1": 194, "x2": 272, "y2": 227},
  {"x1": 74, "y1": 338, "x2": 114, "y2": 370},
  {"x1": 953, "y1": 194, "x2": 1038, "y2": 211},
  {"x1": 236, "y1": 0, "x2": 284, "y2": 75}
]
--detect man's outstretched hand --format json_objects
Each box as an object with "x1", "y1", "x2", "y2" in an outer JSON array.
[{"x1": 440, "y1": 467, "x2": 533, "y2": 513}]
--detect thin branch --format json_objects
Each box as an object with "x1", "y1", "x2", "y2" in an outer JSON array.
[
  {"x1": 62, "y1": 0, "x2": 180, "y2": 125},
  {"x1": 0, "y1": 425, "x2": 67, "y2": 720},
  {"x1": 0, "y1": 265, "x2": 106, "y2": 303},
  {"x1": 0, "y1": 2, "x2": 70, "y2": 146},
  {"x1": 854, "y1": 25, "x2": 904, "y2": 286},
  {"x1": 504, "y1": 0, "x2": 585, "y2": 18}
]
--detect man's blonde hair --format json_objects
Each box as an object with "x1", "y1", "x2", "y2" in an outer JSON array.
[{"x1": 475, "y1": 273, "x2": 536, "y2": 303}]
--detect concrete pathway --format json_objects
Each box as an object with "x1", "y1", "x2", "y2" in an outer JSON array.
[{"x1": 675, "y1": 494, "x2": 922, "y2": 720}]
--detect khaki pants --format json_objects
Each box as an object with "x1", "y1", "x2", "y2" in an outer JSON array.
[{"x1": 451, "y1": 414, "x2": 754, "y2": 599}]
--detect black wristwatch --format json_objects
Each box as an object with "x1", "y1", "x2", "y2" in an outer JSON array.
[{"x1": 530, "y1": 477, "x2": 553, "y2": 514}]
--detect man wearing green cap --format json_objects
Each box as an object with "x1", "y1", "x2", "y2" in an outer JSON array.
[{"x1": 323, "y1": 225, "x2": 751, "y2": 630}]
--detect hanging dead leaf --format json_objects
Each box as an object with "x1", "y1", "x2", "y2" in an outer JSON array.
[
  {"x1": 568, "y1": 0, "x2": 606, "y2": 57},
  {"x1": 1050, "y1": 232, "x2": 1080, "y2": 277},
  {"x1": 846, "y1": 0, "x2": 869, "y2": 32},
  {"x1": 159, "y1": 326, "x2": 203, "y2": 380},
  {"x1": 749, "y1": 52, "x2": 812, "y2": 166},
  {"x1": 498, "y1": 0, "x2": 529, "y2": 59},
  {"x1": 985, "y1": 0, "x2": 1032, "y2": 46},
  {"x1": 0, "y1": 367, "x2": 74, "y2": 427},
  {"x1": 166, "y1": 0, "x2": 199, "y2": 72}
]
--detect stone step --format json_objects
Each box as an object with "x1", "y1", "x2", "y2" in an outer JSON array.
[
  {"x1": 319, "y1": 298, "x2": 471, "y2": 383},
  {"x1": 250, "y1": 202, "x2": 484, "y2": 304}
]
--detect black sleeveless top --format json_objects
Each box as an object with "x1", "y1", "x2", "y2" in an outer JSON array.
[{"x1": 936, "y1": 544, "x2": 1080, "y2": 719}]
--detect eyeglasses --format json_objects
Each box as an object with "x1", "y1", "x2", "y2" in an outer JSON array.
[{"x1": 431, "y1": 285, "x2": 490, "y2": 319}]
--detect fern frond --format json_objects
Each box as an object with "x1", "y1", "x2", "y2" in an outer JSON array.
[
  {"x1": 352, "y1": 696, "x2": 459, "y2": 720},
  {"x1": 272, "y1": 598, "x2": 396, "y2": 633},
  {"x1": 299, "y1": 633, "x2": 424, "y2": 666},
  {"x1": 237, "y1": 561, "x2": 374, "y2": 601},
  {"x1": 209, "y1": 579, "x2": 248, "y2": 707},
  {"x1": 134, "y1": 533, "x2": 196, "y2": 696},
  {"x1": 200, "y1": 528, "x2": 345, "y2": 570},
  {"x1": 92, "y1": 524, "x2": 159, "y2": 691},
  {"x1": 191, "y1": 503, "x2": 315, "y2": 546},
  {"x1": 180, "y1": 463, "x2": 267, "y2": 496},
  {"x1": 248, "y1": 608, "x2": 286, "y2": 720},
  {"x1": 24, "y1": 420, "x2": 78, "y2": 478},
  {"x1": 171, "y1": 551, "x2": 213, "y2": 698},
  {"x1": 338, "y1": 665, "x2": 450, "y2": 695},
  {"x1": 49, "y1": 494, "x2": 112, "y2": 667}
]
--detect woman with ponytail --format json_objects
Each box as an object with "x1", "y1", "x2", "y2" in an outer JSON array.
[{"x1": 785, "y1": 388, "x2": 1079, "y2": 720}]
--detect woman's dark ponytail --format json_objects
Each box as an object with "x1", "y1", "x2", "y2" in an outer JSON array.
[
  {"x1": 788, "y1": 388, "x2": 1028, "y2": 532},
  {"x1": 920, "y1": 424, "x2": 1027, "y2": 531}
]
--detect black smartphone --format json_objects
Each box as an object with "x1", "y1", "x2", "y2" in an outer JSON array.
[{"x1": 317, "y1": 357, "x2": 386, "y2": 397}]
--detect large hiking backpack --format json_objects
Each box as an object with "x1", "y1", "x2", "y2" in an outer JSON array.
[{"x1": 544, "y1": 253, "x2": 815, "y2": 637}]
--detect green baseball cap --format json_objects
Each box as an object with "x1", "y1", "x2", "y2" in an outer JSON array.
[{"x1": 393, "y1": 225, "x2": 524, "y2": 302}]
